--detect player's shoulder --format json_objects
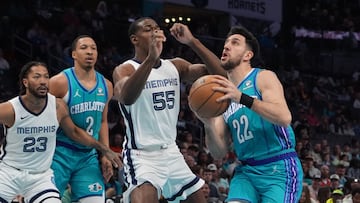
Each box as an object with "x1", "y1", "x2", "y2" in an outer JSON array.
[
  {"x1": 169, "y1": 57, "x2": 189, "y2": 67},
  {"x1": 168, "y1": 57, "x2": 191, "y2": 74},
  {"x1": 50, "y1": 71, "x2": 68, "y2": 86},
  {"x1": 49, "y1": 72, "x2": 68, "y2": 97},
  {"x1": 256, "y1": 68, "x2": 282, "y2": 89},
  {"x1": 0, "y1": 100, "x2": 15, "y2": 112},
  {"x1": 112, "y1": 62, "x2": 137, "y2": 82},
  {"x1": 257, "y1": 68, "x2": 278, "y2": 79}
]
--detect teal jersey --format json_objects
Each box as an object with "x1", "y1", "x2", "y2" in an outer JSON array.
[
  {"x1": 56, "y1": 67, "x2": 108, "y2": 150},
  {"x1": 223, "y1": 68, "x2": 296, "y2": 161}
]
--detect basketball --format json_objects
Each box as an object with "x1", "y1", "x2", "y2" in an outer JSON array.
[{"x1": 188, "y1": 75, "x2": 230, "y2": 118}]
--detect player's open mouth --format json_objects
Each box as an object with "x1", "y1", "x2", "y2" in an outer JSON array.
[
  {"x1": 221, "y1": 53, "x2": 228, "y2": 61},
  {"x1": 85, "y1": 58, "x2": 94, "y2": 62},
  {"x1": 38, "y1": 86, "x2": 48, "y2": 93},
  {"x1": 38, "y1": 89, "x2": 48, "y2": 94}
]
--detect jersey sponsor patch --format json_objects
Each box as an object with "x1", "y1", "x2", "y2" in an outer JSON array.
[
  {"x1": 242, "y1": 80, "x2": 253, "y2": 90},
  {"x1": 96, "y1": 87, "x2": 105, "y2": 96}
]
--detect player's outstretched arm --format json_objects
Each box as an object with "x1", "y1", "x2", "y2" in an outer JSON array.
[
  {"x1": 170, "y1": 23, "x2": 226, "y2": 76},
  {"x1": 56, "y1": 98, "x2": 122, "y2": 168}
]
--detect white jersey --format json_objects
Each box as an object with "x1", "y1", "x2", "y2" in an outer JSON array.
[
  {"x1": 0, "y1": 94, "x2": 58, "y2": 172},
  {"x1": 119, "y1": 59, "x2": 180, "y2": 150}
]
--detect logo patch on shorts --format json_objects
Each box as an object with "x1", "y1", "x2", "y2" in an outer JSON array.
[{"x1": 88, "y1": 182, "x2": 103, "y2": 192}]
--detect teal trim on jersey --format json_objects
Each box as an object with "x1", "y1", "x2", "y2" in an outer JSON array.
[
  {"x1": 224, "y1": 68, "x2": 296, "y2": 161},
  {"x1": 56, "y1": 67, "x2": 108, "y2": 150}
]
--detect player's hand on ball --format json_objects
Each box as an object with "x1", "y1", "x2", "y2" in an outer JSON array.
[
  {"x1": 210, "y1": 75, "x2": 242, "y2": 104},
  {"x1": 188, "y1": 75, "x2": 230, "y2": 118}
]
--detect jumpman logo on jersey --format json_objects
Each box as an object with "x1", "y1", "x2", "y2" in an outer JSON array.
[
  {"x1": 271, "y1": 165, "x2": 280, "y2": 174},
  {"x1": 74, "y1": 89, "x2": 81, "y2": 98}
]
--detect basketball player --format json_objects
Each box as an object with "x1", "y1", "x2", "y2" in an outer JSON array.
[
  {"x1": 112, "y1": 17, "x2": 224, "y2": 203},
  {"x1": 0, "y1": 61, "x2": 121, "y2": 203},
  {"x1": 172, "y1": 23, "x2": 304, "y2": 202},
  {"x1": 49, "y1": 35, "x2": 120, "y2": 202}
]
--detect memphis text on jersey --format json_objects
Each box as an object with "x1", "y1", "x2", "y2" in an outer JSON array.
[
  {"x1": 17, "y1": 125, "x2": 57, "y2": 134},
  {"x1": 145, "y1": 78, "x2": 178, "y2": 89}
]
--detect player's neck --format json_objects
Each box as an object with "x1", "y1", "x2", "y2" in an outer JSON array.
[
  {"x1": 133, "y1": 57, "x2": 161, "y2": 68},
  {"x1": 133, "y1": 51, "x2": 146, "y2": 63},
  {"x1": 21, "y1": 94, "x2": 46, "y2": 113},
  {"x1": 74, "y1": 66, "x2": 96, "y2": 81},
  {"x1": 228, "y1": 64, "x2": 253, "y2": 86}
]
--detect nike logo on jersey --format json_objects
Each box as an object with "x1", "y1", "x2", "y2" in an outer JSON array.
[{"x1": 20, "y1": 115, "x2": 29, "y2": 120}]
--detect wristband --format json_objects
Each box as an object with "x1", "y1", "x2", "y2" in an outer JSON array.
[{"x1": 239, "y1": 93, "x2": 254, "y2": 109}]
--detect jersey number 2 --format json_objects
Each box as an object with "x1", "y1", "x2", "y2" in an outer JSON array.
[{"x1": 86, "y1": 116, "x2": 94, "y2": 136}]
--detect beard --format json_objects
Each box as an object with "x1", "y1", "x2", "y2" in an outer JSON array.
[
  {"x1": 221, "y1": 58, "x2": 241, "y2": 71},
  {"x1": 84, "y1": 63, "x2": 93, "y2": 70},
  {"x1": 28, "y1": 85, "x2": 48, "y2": 98}
]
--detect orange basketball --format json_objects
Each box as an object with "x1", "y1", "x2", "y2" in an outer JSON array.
[{"x1": 188, "y1": 75, "x2": 230, "y2": 118}]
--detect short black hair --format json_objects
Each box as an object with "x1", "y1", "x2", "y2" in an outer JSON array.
[
  {"x1": 128, "y1": 17, "x2": 152, "y2": 37},
  {"x1": 71, "y1": 35, "x2": 93, "y2": 51},
  {"x1": 227, "y1": 26, "x2": 260, "y2": 58},
  {"x1": 19, "y1": 61, "x2": 47, "y2": 95}
]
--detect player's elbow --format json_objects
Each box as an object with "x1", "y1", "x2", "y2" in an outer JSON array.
[
  {"x1": 68, "y1": 128, "x2": 80, "y2": 141},
  {"x1": 278, "y1": 113, "x2": 292, "y2": 127}
]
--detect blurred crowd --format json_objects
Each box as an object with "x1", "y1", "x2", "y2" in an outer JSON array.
[{"x1": 0, "y1": 0, "x2": 360, "y2": 202}]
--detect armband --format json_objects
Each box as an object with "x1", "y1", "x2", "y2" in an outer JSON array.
[{"x1": 239, "y1": 93, "x2": 254, "y2": 109}]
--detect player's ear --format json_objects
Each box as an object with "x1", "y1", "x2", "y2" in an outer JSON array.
[
  {"x1": 130, "y1": 34, "x2": 138, "y2": 44},
  {"x1": 22, "y1": 79, "x2": 28, "y2": 88},
  {"x1": 244, "y1": 50, "x2": 253, "y2": 60},
  {"x1": 72, "y1": 50, "x2": 76, "y2": 59}
]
